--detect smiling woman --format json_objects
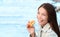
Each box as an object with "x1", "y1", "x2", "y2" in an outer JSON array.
[{"x1": 27, "y1": 3, "x2": 60, "y2": 37}]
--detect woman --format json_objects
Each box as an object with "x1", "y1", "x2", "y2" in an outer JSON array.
[{"x1": 27, "y1": 3, "x2": 60, "y2": 37}]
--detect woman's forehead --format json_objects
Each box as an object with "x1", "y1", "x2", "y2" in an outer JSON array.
[{"x1": 38, "y1": 7, "x2": 48, "y2": 14}]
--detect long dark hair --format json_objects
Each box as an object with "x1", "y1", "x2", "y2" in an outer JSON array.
[{"x1": 38, "y1": 3, "x2": 60, "y2": 37}]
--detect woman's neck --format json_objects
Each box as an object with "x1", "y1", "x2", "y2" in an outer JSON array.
[{"x1": 41, "y1": 23, "x2": 48, "y2": 28}]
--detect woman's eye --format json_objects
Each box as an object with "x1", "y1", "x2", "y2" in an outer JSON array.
[{"x1": 42, "y1": 14, "x2": 46, "y2": 16}]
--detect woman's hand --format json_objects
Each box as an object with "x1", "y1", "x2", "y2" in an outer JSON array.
[
  {"x1": 27, "y1": 20, "x2": 35, "y2": 37},
  {"x1": 27, "y1": 21, "x2": 35, "y2": 34}
]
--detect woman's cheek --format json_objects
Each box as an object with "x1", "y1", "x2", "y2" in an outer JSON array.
[{"x1": 42, "y1": 16, "x2": 47, "y2": 21}]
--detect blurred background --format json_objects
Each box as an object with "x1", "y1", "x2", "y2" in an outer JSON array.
[{"x1": 0, "y1": 0, "x2": 60, "y2": 37}]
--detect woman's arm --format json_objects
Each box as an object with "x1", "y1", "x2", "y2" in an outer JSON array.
[{"x1": 30, "y1": 33, "x2": 36, "y2": 37}]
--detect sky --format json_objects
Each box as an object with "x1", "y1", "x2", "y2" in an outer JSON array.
[{"x1": 0, "y1": 0, "x2": 60, "y2": 37}]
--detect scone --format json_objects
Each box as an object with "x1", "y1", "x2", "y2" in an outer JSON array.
[{"x1": 27, "y1": 20, "x2": 35, "y2": 28}]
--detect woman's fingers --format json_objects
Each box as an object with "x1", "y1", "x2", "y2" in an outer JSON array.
[
  {"x1": 27, "y1": 21, "x2": 35, "y2": 34},
  {"x1": 27, "y1": 27, "x2": 35, "y2": 34}
]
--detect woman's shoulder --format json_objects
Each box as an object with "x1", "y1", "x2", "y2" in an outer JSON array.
[{"x1": 47, "y1": 28, "x2": 58, "y2": 37}]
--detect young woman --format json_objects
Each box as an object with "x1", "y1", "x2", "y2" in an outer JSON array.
[{"x1": 27, "y1": 3, "x2": 60, "y2": 37}]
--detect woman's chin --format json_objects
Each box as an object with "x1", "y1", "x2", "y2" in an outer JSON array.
[{"x1": 39, "y1": 23, "x2": 44, "y2": 26}]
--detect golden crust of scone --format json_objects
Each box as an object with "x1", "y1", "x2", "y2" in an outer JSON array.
[{"x1": 27, "y1": 20, "x2": 35, "y2": 28}]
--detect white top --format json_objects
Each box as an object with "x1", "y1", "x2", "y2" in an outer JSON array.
[{"x1": 36, "y1": 23, "x2": 58, "y2": 37}]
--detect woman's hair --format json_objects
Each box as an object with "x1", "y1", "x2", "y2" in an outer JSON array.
[{"x1": 38, "y1": 3, "x2": 60, "y2": 37}]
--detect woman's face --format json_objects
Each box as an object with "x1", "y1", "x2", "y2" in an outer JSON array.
[{"x1": 37, "y1": 7, "x2": 48, "y2": 27}]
